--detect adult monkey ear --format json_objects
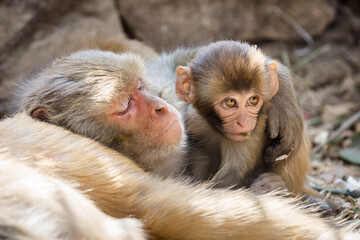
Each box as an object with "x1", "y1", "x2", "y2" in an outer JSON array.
[
  {"x1": 30, "y1": 107, "x2": 51, "y2": 122},
  {"x1": 267, "y1": 61, "x2": 279, "y2": 98},
  {"x1": 176, "y1": 66, "x2": 195, "y2": 104}
]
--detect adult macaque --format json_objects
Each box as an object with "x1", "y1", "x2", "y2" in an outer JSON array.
[
  {"x1": 146, "y1": 41, "x2": 310, "y2": 194},
  {"x1": 13, "y1": 50, "x2": 186, "y2": 177},
  {"x1": 0, "y1": 145, "x2": 145, "y2": 240},
  {"x1": 0, "y1": 113, "x2": 358, "y2": 240}
]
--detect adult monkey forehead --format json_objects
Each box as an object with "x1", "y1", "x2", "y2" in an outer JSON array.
[{"x1": 15, "y1": 50, "x2": 186, "y2": 177}]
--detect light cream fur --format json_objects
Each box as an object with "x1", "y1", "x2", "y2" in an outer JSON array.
[
  {"x1": 0, "y1": 145, "x2": 145, "y2": 240},
  {"x1": 0, "y1": 113, "x2": 358, "y2": 240}
]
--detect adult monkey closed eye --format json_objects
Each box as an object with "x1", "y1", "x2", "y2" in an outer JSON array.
[
  {"x1": 14, "y1": 50, "x2": 186, "y2": 177},
  {"x1": 146, "y1": 41, "x2": 310, "y2": 194}
]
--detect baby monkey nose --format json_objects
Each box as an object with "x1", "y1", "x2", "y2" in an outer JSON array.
[
  {"x1": 236, "y1": 118, "x2": 249, "y2": 129},
  {"x1": 236, "y1": 121, "x2": 244, "y2": 127}
]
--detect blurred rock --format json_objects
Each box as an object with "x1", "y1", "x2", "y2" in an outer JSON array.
[
  {"x1": 296, "y1": 48, "x2": 352, "y2": 89},
  {"x1": 0, "y1": 0, "x2": 79, "y2": 53},
  {"x1": 345, "y1": 48, "x2": 360, "y2": 70},
  {"x1": 323, "y1": 6, "x2": 360, "y2": 46},
  {"x1": 0, "y1": 0, "x2": 126, "y2": 116},
  {"x1": 0, "y1": 0, "x2": 125, "y2": 80},
  {"x1": 354, "y1": 74, "x2": 360, "y2": 87},
  {"x1": 117, "y1": 0, "x2": 337, "y2": 51}
]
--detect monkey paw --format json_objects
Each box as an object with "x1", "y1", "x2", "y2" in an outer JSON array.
[{"x1": 265, "y1": 108, "x2": 303, "y2": 163}]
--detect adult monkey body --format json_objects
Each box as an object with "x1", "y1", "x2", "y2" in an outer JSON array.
[
  {"x1": 0, "y1": 114, "x2": 359, "y2": 240},
  {"x1": 146, "y1": 41, "x2": 310, "y2": 193},
  {"x1": 0, "y1": 144, "x2": 145, "y2": 240}
]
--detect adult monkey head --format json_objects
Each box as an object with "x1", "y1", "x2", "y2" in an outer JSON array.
[
  {"x1": 17, "y1": 50, "x2": 186, "y2": 176},
  {"x1": 176, "y1": 41, "x2": 279, "y2": 142}
]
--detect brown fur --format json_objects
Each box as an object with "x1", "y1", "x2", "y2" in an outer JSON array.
[
  {"x1": 272, "y1": 131, "x2": 311, "y2": 193},
  {"x1": 0, "y1": 113, "x2": 359, "y2": 240},
  {"x1": 185, "y1": 109, "x2": 270, "y2": 188}
]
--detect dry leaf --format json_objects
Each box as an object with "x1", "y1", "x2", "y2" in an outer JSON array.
[{"x1": 321, "y1": 102, "x2": 356, "y2": 126}]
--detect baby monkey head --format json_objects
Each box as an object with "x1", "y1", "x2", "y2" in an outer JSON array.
[{"x1": 176, "y1": 41, "x2": 279, "y2": 142}]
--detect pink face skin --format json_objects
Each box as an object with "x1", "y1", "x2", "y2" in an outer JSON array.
[
  {"x1": 213, "y1": 91, "x2": 264, "y2": 142},
  {"x1": 108, "y1": 80, "x2": 183, "y2": 147}
]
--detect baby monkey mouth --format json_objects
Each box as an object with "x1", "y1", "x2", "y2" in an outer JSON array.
[
  {"x1": 223, "y1": 130, "x2": 251, "y2": 141},
  {"x1": 239, "y1": 132, "x2": 251, "y2": 139}
]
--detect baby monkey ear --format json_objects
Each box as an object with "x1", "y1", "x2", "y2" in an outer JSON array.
[
  {"x1": 267, "y1": 61, "x2": 279, "y2": 98},
  {"x1": 176, "y1": 66, "x2": 195, "y2": 104}
]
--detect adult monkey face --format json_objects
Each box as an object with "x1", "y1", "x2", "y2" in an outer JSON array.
[
  {"x1": 19, "y1": 50, "x2": 185, "y2": 174},
  {"x1": 107, "y1": 79, "x2": 182, "y2": 148}
]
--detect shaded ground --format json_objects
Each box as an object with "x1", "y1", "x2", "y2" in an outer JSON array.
[{"x1": 258, "y1": 5, "x2": 360, "y2": 220}]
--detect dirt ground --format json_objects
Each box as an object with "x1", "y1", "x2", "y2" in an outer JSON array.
[{"x1": 258, "y1": 5, "x2": 360, "y2": 221}]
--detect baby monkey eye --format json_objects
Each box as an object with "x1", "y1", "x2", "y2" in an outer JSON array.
[
  {"x1": 223, "y1": 98, "x2": 237, "y2": 108},
  {"x1": 247, "y1": 96, "x2": 259, "y2": 106}
]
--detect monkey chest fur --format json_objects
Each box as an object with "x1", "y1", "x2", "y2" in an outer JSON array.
[{"x1": 187, "y1": 114, "x2": 268, "y2": 189}]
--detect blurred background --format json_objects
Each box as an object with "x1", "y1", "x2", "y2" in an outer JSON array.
[{"x1": 0, "y1": 0, "x2": 359, "y2": 218}]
